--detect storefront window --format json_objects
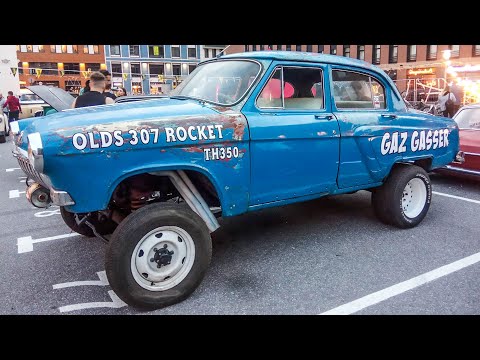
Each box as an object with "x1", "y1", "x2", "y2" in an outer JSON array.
[{"x1": 132, "y1": 81, "x2": 142, "y2": 95}]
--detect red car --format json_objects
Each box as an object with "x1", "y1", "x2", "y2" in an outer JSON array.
[{"x1": 439, "y1": 104, "x2": 480, "y2": 178}]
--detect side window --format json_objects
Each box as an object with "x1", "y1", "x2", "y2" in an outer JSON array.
[
  {"x1": 257, "y1": 66, "x2": 324, "y2": 110},
  {"x1": 332, "y1": 70, "x2": 386, "y2": 109},
  {"x1": 454, "y1": 108, "x2": 480, "y2": 129}
]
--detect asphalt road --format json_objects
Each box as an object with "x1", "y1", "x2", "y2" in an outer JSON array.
[{"x1": 1, "y1": 138, "x2": 479, "y2": 315}]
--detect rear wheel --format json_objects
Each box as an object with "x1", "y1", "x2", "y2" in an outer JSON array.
[
  {"x1": 371, "y1": 165, "x2": 432, "y2": 228},
  {"x1": 105, "y1": 202, "x2": 212, "y2": 310}
]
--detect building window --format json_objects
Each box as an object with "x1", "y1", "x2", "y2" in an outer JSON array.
[
  {"x1": 285, "y1": 45, "x2": 291, "y2": 51},
  {"x1": 244, "y1": 45, "x2": 249, "y2": 52},
  {"x1": 449, "y1": 45, "x2": 460, "y2": 57},
  {"x1": 131, "y1": 82, "x2": 142, "y2": 95},
  {"x1": 296, "y1": 45, "x2": 302, "y2": 51},
  {"x1": 306, "y1": 45, "x2": 312, "y2": 52},
  {"x1": 317, "y1": 45, "x2": 324, "y2": 53},
  {"x1": 64, "y1": 63, "x2": 80, "y2": 75},
  {"x1": 110, "y1": 45, "x2": 121, "y2": 56},
  {"x1": 171, "y1": 46, "x2": 180, "y2": 58},
  {"x1": 373, "y1": 45, "x2": 381, "y2": 65},
  {"x1": 357, "y1": 45, "x2": 365, "y2": 60},
  {"x1": 172, "y1": 64, "x2": 181, "y2": 75},
  {"x1": 343, "y1": 45, "x2": 350, "y2": 57},
  {"x1": 149, "y1": 64, "x2": 165, "y2": 75},
  {"x1": 111, "y1": 63, "x2": 122, "y2": 76},
  {"x1": 38, "y1": 45, "x2": 45, "y2": 53},
  {"x1": 83, "y1": 45, "x2": 99, "y2": 54},
  {"x1": 49, "y1": 45, "x2": 55, "y2": 53},
  {"x1": 252, "y1": 45, "x2": 257, "y2": 51},
  {"x1": 268, "y1": 45, "x2": 273, "y2": 50},
  {"x1": 389, "y1": 45, "x2": 398, "y2": 63},
  {"x1": 129, "y1": 45, "x2": 140, "y2": 57},
  {"x1": 407, "y1": 45, "x2": 417, "y2": 61},
  {"x1": 85, "y1": 63, "x2": 101, "y2": 72},
  {"x1": 16, "y1": 45, "x2": 20, "y2": 51},
  {"x1": 149, "y1": 45, "x2": 164, "y2": 58},
  {"x1": 330, "y1": 45, "x2": 337, "y2": 55},
  {"x1": 277, "y1": 45, "x2": 282, "y2": 50},
  {"x1": 259, "y1": 45, "x2": 264, "y2": 51},
  {"x1": 72, "y1": 45, "x2": 78, "y2": 53},
  {"x1": 188, "y1": 64, "x2": 197, "y2": 74},
  {"x1": 474, "y1": 45, "x2": 480, "y2": 56},
  {"x1": 188, "y1": 46, "x2": 197, "y2": 58},
  {"x1": 130, "y1": 63, "x2": 141, "y2": 76},
  {"x1": 204, "y1": 48, "x2": 209, "y2": 58},
  {"x1": 18, "y1": 62, "x2": 23, "y2": 75},
  {"x1": 212, "y1": 49, "x2": 217, "y2": 57},
  {"x1": 427, "y1": 45, "x2": 437, "y2": 60}
]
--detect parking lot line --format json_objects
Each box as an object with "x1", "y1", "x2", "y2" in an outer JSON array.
[
  {"x1": 17, "y1": 233, "x2": 80, "y2": 253},
  {"x1": 320, "y1": 251, "x2": 480, "y2": 315},
  {"x1": 5, "y1": 168, "x2": 20, "y2": 172},
  {"x1": 433, "y1": 191, "x2": 480, "y2": 205},
  {"x1": 9, "y1": 190, "x2": 25, "y2": 199},
  {"x1": 53, "y1": 271, "x2": 108, "y2": 289},
  {"x1": 58, "y1": 290, "x2": 127, "y2": 313}
]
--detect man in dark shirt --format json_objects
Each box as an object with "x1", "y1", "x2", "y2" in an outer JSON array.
[
  {"x1": 72, "y1": 72, "x2": 115, "y2": 108},
  {"x1": 100, "y1": 69, "x2": 117, "y2": 100}
]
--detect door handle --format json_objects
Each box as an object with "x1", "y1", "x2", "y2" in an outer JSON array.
[
  {"x1": 381, "y1": 114, "x2": 397, "y2": 119},
  {"x1": 314, "y1": 114, "x2": 334, "y2": 120}
]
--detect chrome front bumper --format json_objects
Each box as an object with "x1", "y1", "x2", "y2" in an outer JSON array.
[{"x1": 12, "y1": 149, "x2": 75, "y2": 206}]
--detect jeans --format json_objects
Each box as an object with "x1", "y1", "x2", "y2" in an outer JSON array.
[{"x1": 8, "y1": 110, "x2": 20, "y2": 124}]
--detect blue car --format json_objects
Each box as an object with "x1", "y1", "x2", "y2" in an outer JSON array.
[{"x1": 12, "y1": 51, "x2": 462, "y2": 309}]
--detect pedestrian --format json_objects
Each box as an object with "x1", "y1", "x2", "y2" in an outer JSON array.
[
  {"x1": 71, "y1": 72, "x2": 115, "y2": 108},
  {"x1": 99, "y1": 69, "x2": 117, "y2": 100},
  {"x1": 450, "y1": 83, "x2": 463, "y2": 114},
  {"x1": 79, "y1": 80, "x2": 91, "y2": 95},
  {"x1": 2, "y1": 91, "x2": 22, "y2": 125},
  {"x1": 438, "y1": 85, "x2": 456, "y2": 118},
  {"x1": 116, "y1": 87, "x2": 127, "y2": 98},
  {"x1": 0, "y1": 92, "x2": 6, "y2": 115}
]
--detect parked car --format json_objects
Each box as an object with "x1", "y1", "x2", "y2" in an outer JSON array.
[
  {"x1": 11, "y1": 51, "x2": 461, "y2": 310},
  {"x1": 18, "y1": 88, "x2": 46, "y2": 119},
  {"x1": 0, "y1": 112, "x2": 9, "y2": 143},
  {"x1": 436, "y1": 103, "x2": 480, "y2": 178}
]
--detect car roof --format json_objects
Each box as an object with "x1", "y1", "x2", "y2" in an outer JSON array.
[{"x1": 220, "y1": 51, "x2": 383, "y2": 73}]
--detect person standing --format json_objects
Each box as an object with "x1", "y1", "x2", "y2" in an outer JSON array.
[
  {"x1": 71, "y1": 72, "x2": 115, "y2": 108},
  {"x1": 0, "y1": 93, "x2": 6, "y2": 115},
  {"x1": 99, "y1": 69, "x2": 117, "y2": 100},
  {"x1": 79, "y1": 80, "x2": 91, "y2": 95},
  {"x1": 2, "y1": 91, "x2": 22, "y2": 125},
  {"x1": 438, "y1": 85, "x2": 457, "y2": 118}
]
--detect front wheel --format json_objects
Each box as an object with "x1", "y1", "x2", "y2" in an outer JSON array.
[
  {"x1": 105, "y1": 202, "x2": 212, "y2": 310},
  {"x1": 372, "y1": 164, "x2": 432, "y2": 228}
]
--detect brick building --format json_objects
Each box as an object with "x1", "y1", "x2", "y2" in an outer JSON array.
[
  {"x1": 226, "y1": 45, "x2": 480, "y2": 95},
  {"x1": 16, "y1": 45, "x2": 106, "y2": 93}
]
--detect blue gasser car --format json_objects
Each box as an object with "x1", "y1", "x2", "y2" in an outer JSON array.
[{"x1": 11, "y1": 52, "x2": 464, "y2": 310}]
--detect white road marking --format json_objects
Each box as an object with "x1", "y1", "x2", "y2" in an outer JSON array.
[
  {"x1": 6, "y1": 168, "x2": 20, "y2": 172},
  {"x1": 320, "y1": 251, "x2": 480, "y2": 315},
  {"x1": 58, "y1": 290, "x2": 127, "y2": 313},
  {"x1": 53, "y1": 271, "x2": 109, "y2": 289},
  {"x1": 433, "y1": 191, "x2": 480, "y2": 205},
  {"x1": 17, "y1": 233, "x2": 80, "y2": 253},
  {"x1": 9, "y1": 190, "x2": 25, "y2": 198},
  {"x1": 34, "y1": 208, "x2": 61, "y2": 217}
]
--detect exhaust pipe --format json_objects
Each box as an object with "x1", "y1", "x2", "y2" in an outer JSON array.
[{"x1": 26, "y1": 182, "x2": 52, "y2": 208}]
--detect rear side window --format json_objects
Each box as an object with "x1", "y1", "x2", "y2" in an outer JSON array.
[
  {"x1": 332, "y1": 70, "x2": 386, "y2": 109},
  {"x1": 257, "y1": 66, "x2": 324, "y2": 110}
]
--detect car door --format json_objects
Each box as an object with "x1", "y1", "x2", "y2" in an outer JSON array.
[
  {"x1": 242, "y1": 62, "x2": 340, "y2": 207},
  {"x1": 330, "y1": 67, "x2": 391, "y2": 188}
]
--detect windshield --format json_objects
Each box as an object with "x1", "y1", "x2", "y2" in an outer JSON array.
[{"x1": 170, "y1": 60, "x2": 261, "y2": 105}]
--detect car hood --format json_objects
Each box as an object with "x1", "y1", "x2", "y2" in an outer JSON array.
[
  {"x1": 18, "y1": 97, "x2": 242, "y2": 152},
  {"x1": 27, "y1": 85, "x2": 75, "y2": 111}
]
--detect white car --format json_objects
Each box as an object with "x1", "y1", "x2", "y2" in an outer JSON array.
[{"x1": 0, "y1": 112, "x2": 9, "y2": 143}]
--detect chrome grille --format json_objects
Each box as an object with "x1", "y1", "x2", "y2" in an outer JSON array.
[{"x1": 14, "y1": 152, "x2": 48, "y2": 188}]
